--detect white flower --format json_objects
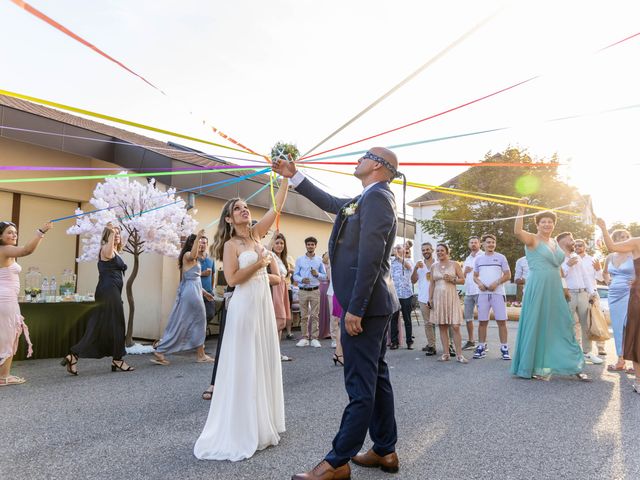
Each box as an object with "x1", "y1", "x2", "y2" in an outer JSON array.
[{"x1": 343, "y1": 202, "x2": 358, "y2": 217}]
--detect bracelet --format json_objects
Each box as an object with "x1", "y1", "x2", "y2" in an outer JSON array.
[{"x1": 37, "y1": 228, "x2": 46, "y2": 237}]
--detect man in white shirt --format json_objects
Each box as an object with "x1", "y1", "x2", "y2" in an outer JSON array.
[
  {"x1": 575, "y1": 239, "x2": 606, "y2": 356},
  {"x1": 514, "y1": 255, "x2": 529, "y2": 300},
  {"x1": 472, "y1": 235, "x2": 512, "y2": 360},
  {"x1": 462, "y1": 237, "x2": 483, "y2": 351},
  {"x1": 411, "y1": 243, "x2": 436, "y2": 355},
  {"x1": 557, "y1": 232, "x2": 603, "y2": 365}
]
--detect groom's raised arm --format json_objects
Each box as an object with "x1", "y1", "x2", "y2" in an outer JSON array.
[
  {"x1": 291, "y1": 173, "x2": 353, "y2": 215},
  {"x1": 348, "y1": 188, "x2": 396, "y2": 317}
]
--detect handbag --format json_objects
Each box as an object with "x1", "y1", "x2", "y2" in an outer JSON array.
[{"x1": 587, "y1": 302, "x2": 611, "y2": 342}]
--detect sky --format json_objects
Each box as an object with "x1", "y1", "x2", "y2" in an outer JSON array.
[{"x1": 1, "y1": 0, "x2": 639, "y2": 225}]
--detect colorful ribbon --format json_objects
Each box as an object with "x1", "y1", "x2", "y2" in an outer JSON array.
[
  {"x1": 50, "y1": 168, "x2": 270, "y2": 223},
  {"x1": 9, "y1": 0, "x2": 164, "y2": 93},
  {"x1": 300, "y1": 29, "x2": 640, "y2": 161},
  {"x1": 9, "y1": 1, "x2": 267, "y2": 159},
  {"x1": 0, "y1": 165, "x2": 266, "y2": 184},
  {"x1": 0, "y1": 88, "x2": 258, "y2": 156},
  {"x1": 300, "y1": 164, "x2": 579, "y2": 216},
  {"x1": 300, "y1": 8, "x2": 502, "y2": 158}
]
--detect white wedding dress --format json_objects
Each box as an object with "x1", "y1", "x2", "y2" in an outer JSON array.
[{"x1": 194, "y1": 250, "x2": 285, "y2": 461}]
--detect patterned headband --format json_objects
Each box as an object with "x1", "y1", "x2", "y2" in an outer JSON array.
[{"x1": 363, "y1": 151, "x2": 402, "y2": 179}]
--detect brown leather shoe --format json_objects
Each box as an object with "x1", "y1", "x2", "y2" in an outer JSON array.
[
  {"x1": 291, "y1": 460, "x2": 351, "y2": 480},
  {"x1": 351, "y1": 448, "x2": 399, "y2": 473}
]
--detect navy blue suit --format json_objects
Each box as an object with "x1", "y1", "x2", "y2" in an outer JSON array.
[{"x1": 294, "y1": 177, "x2": 400, "y2": 467}]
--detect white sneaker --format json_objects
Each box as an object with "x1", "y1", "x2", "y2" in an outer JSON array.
[
  {"x1": 331, "y1": 340, "x2": 337, "y2": 348},
  {"x1": 296, "y1": 338, "x2": 310, "y2": 347},
  {"x1": 310, "y1": 339, "x2": 322, "y2": 348},
  {"x1": 584, "y1": 353, "x2": 604, "y2": 365}
]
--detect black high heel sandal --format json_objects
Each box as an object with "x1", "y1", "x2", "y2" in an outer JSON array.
[
  {"x1": 332, "y1": 354, "x2": 344, "y2": 366},
  {"x1": 111, "y1": 360, "x2": 135, "y2": 372},
  {"x1": 60, "y1": 353, "x2": 78, "y2": 376}
]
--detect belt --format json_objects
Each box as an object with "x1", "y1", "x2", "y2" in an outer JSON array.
[
  {"x1": 568, "y1": 288, "x2": 587, "y2": 293},
  {"x1": 299, "y1": 286, "x2": 319, "y2": 291}
]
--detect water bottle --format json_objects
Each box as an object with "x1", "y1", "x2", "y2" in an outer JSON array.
[
  {"x1": 40, "y1": 277, "x2": 48, "y2": 303},
  {"x1": 50, "y1": 276, "x2": 57, "y2": 302}
]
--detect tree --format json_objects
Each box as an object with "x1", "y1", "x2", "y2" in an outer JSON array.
[
  {"x1": 67, "y1": 176, "x2": 198, "y2": 346},
  {"x1": 418, "y1": 148, "x2": 594, "y2": 272}
]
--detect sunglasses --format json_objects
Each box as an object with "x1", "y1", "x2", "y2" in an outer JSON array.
[
  {"x1": 362, "y1": 151, "x2": 401, "y2": 179},
  {"x1": 0, "y1": 221, "x2": 16, "y2": 229}
]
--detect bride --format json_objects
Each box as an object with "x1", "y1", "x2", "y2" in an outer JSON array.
[{"x1": 194, "y1": 177, "x2": 288, "y2": 461}]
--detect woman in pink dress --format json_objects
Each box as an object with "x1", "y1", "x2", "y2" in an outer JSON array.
[
  {"x1": 0, "y1": 220, "x2": 52, "y2": 386},
  {"x1": 270, "y1": 232, "x2": 293, "y2": 361}
]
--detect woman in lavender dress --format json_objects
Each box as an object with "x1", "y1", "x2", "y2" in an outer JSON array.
[{"x1": 152, "y1": 230, "x2": 215, "y2": 366}]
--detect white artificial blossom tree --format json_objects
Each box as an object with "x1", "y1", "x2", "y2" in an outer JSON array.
[{"x1": 67, "y1": 175, "x2": 198, "y2": 347}]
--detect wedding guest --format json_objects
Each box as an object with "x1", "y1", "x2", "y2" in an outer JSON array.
[
  {"x1": 557, "y1": 232, "x2": 603, "y2": 365},
  {"x1": 318, "y1": 252, "x2": 331, "y2": 339},
  {"x1": 152, "y1": 230, "x2": 215, "y2": 366},
  {"x1": 293, "y1": 237, "x2": 327, "y2": 348},
  {"x1": 472, "y1": 234, "x2": 512, "y2": 360},
  {"x1": 514, "y1": 255, "x2": 529, "y2": 299},
  {"x1": 511, "y1": 203, "x2": 588, "y2": 381},
  {"x1": 62, "y1": 224, "x2": 134, "y2": 375},
  {"x1": 462, "y1": 236, "x2": 483, "y2": 350},
  {"x1": 429, "y1": 244, "x2": 467, "y2": 363},
  {"x1": 574, "y1": 239, "x2": 606, "y2": 356},
  {"x1": 390, "y1": 245, "x2": 414, "y2": 349},
  {"x1": 270, "y1": 232, "x2": 293, "y2": 361},
  {"x1": 198, "y1": 236, "x2": 215, "y2": 323},
  {"x1": 0, "y1": 220, "x2": 51, "y2": 386},
  {"x1": 412, "y1": 242, "x2": 454, "y2": 356},
  {"x1": 194, "y1": 177, "x2": 288, "y2": 461},
  {"x1": 602, "y1": 229, "x2": 635, "y2": 373},
  {"x1": 597, "y1": 218, "x2": 640, "y2": 392}
]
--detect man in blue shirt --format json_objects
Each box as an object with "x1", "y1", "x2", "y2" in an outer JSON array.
[{"x1": 293, "y1": 236, "x2": 327, "y2": 347}]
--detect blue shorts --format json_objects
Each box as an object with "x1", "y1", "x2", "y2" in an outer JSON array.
[{"x1": 463, "y1": 294, "x2": 479, "y2": 321}]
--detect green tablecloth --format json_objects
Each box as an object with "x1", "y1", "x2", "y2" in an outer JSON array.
[{"x1": 15, "y1": 302, "x2": 98, "y2": 361}]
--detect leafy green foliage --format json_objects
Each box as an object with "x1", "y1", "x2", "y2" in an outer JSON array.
[{"x1": 418, "y1": 148, "x2": 594, "y2": 272}]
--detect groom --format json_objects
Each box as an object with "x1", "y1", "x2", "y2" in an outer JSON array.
[{"x1": 274, "y1": 147, "x2": 401, "y2": 480}]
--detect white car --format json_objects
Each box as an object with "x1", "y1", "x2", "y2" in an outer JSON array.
[{"x1": 596, "y1": 286, "x2": 610, "y2": 323}]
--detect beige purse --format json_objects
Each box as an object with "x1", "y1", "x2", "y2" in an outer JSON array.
[{"x1": 588, "y1": 303, "x2": 611, "y2": 342}]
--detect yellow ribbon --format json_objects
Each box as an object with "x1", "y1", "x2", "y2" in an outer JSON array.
[
  {"x1": 299, "y1": 164, "x2": 580, "y2": 216},
  {"x1": 0, "y1": 88, "x2": 260, "y2": 156}
]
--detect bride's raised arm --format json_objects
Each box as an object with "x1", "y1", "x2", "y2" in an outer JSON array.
[{"x1": 253, "y1": 178, "x2": 289, "y2": 239}]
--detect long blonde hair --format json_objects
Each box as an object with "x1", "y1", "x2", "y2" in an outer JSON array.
[
  {"x1": 213, "y1": 198, "x2": 258, "y2": 261},
  {"x1": 100, "y1": 225, "x2": 123, "y2": 252}
]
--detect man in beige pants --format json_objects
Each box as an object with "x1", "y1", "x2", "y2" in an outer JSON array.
[{"x1": 293, "y1": 236, "x2": 327, "y2": 348}]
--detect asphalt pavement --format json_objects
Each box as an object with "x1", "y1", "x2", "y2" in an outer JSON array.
[{"x1": 4, "y1": 321, "x2": 639, "y2": 480}]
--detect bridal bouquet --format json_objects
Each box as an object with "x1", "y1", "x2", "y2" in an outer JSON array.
[{"x1": 271, "y1": 142, "x2": 300, "y2": 163}]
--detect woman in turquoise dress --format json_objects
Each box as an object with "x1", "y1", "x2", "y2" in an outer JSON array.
[{"x1": 511, "y1": 200, "x2": 588, "y2": 380}]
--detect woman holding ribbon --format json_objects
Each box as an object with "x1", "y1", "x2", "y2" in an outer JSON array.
[
  {"x1": 194, "y1": 176, "x2": 288, "y2": 461},
  {"x1": 511, "y1": 201, "x2": 588, "y2": 381},
  {"x1": 0, "y1": 220, "x2": 51, "y2": 386},
  {"x1": 152, "y1": 229, "x2": 215, "y2": 366}
]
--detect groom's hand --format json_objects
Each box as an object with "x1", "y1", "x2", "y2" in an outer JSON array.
[
  {"x1": 272, "y1": 157, "x2": 298, "y2": 178},
  {"x1": 345, "y1": 312, "x2": 363, "y2": 336}
]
